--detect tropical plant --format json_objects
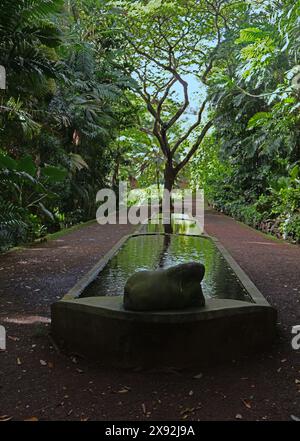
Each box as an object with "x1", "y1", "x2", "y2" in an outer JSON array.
[{"x1": 0, "y1": 151, "x2": 67, "y2": 249}]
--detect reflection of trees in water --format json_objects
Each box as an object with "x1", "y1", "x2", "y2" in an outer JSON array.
[
  {"x1": 210, "y1": 258, "x2": 251, "y2": 301},
  {"x1": 81, "y1": 233, "x2": 249, "y2": 302},
  {"x1": 155, "y1": 214, "x2": 173, "y2": 268},
  {"x1": 164, "y1": 235, "x2": 249, "y2": 301},
  {"x1": 147, "y1": 213, "x2": 200, "y2": 235},
  {"x1": 162, "y1": 211, "x2": 173, "y2": 234},
  {"x1": 157, "y1": 231, "x2": 172, "y2": 268}
]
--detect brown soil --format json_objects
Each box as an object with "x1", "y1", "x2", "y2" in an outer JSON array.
[{"x1": 0, "y1": 211, "x2": 299, "y2": 421}]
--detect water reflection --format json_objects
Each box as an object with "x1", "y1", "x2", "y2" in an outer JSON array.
[
  {"x1": 81, "y1": 234, "x2": 252, "y2": 302},
  {"x1": 146, "y1": 213, "x2": 202, "y2": 235}
]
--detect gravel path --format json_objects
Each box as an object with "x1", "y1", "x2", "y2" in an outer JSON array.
[{"x1": 0, "y1": 211, "x2": 299, "y2": 421}]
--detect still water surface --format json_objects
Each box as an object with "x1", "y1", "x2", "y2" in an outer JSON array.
[{"x1": 80, "y1": 233, "x2": 251, "y2": 302}]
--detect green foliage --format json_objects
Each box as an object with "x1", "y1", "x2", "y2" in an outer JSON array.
[
  {"x1": 192, "y1": 0, "x2": 300, "y2": 243},
  {"x1": 0, "y1": 0, "x2": 136, "y2": 250},
  {"x1": 41, "y1": 165, "x2": 67, "y2": 182},
  {"x1": 1, "y1": 0, "x2": 300, "y2": 249},
  {"x1": 0, "y1": 198, "x2": 28, "y2": 251},
  {"x1": 0, "y1": 151, "x2": 68, "y2": 249},
  {"x1": 281, "y1": 214, "x2": 300, "y2": 243}
]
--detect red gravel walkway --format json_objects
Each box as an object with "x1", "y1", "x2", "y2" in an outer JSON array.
[{"x1": 0, "y1": 211, "x2": 299, "y2": 421}]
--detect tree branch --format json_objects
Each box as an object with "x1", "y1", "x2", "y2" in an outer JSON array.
[
  {"x1": 139, "y1": 127, "x2": 152, "y2": 136},
  {"x1": 175, "y1": 120, "x2": 213, "y2": 173},
  {"x1": 157, "y1": 77, "x2": 177, "y2": 116},
  {"x1": 163, "y1": 71, "x2": 189, "y2": 130},
  {"x1": 171, "y1": 99, "x2": 208, "y2": 155}
]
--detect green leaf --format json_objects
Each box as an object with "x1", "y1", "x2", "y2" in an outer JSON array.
[
  {"x1": 38, "y1": 202, "x2": 55, "y2": 221},
  {"x1": 42, "y1": 165, "x2": 67, "y2": 182},
  {"x1": 247, "y1": 112, "x2": 272, "y2": 129},
  {"x1": 290, "y1": 165, "x2": 299, "y2": 180},
  {"x1": 235, "y1": 28, "x2": 269, "y2": 44},
  {"x1": 0, "y1": 153, "x2": 17, "y2": 170},
  {"x1": 69, "y1": 153, "x2": 89, "y2": 172},
  {"x1": 17, "y1": 155, "x2": 36, "y2": 177}
]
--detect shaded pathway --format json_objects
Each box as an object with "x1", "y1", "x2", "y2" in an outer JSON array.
[
  {"x1": 0, "y1": 212, "x2": 299, "y2": 421},
  {"x1": 205, "y1": 209, "x2": 300, "y2": 334}
]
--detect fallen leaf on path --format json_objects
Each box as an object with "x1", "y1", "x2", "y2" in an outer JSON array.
[
  {"x1": 8, "y1": 336, "x2": 20, "y2": 342},
  {"x1": 193, "y1": 373, "x2": 203, "y2": 379},
  {"x1": 235, "y1": 414, "x2": 243, "y2": 420},
  {"x1": 17, "y1": 357, "x2": 21, "y2": 365},
  {"x1": 0, "y1": 415, "x2": 12, "y2": 421},
  {"x1": 116, "y1": 387, "x2": 130, "y2": 394},
  {"x1": 291, "y1": 415, "x2": 300, "y2": 421},
  {"x1": 188, "y1": 390, "x2": 194, "y2": 396},
  {"x1": 142, "y1": 403, "x2": 146, "y2": 415},
  {"x1": 242, "y1": 399, "x2": 252, "y2": 409},
  {"x1": 295, "y1": 379, "x2": 300, "y2": 384},
  {"x1": 180, "y1": 407, "x2": 195, "y2": 415}
]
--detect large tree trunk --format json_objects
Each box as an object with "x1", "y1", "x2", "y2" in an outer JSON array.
[
  {"x1": 163, "y1": 164, "x2": 176, "y2": 234},
  {"x1": 112, "y1": 157, "x2": 120, "y2": 197},
  {"x1": 164, "y1": 164, "x2": 176, "y2": 193}
]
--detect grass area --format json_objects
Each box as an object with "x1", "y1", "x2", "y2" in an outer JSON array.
[
  {"x1": 206, "y1": 204, "x2": 290, "y2": 245},
  {"x1": 2, "y1": 219, "x2": 97, "y2": 256},
  {"x1": 44, "y1": 219, "x2": 96, "y2": 241},
  {"x1": 2, "y1": 244, "x2": 28, "y2": 256},
  {"x1": 235, "y1": 219, "x2": 288, "y2": 244}
]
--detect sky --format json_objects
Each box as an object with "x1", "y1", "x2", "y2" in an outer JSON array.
[{"x1": 172, "y1": 72, "x2": 208, "y2": 126}]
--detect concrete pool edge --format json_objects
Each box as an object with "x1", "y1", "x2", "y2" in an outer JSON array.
[
  {"x1": 52, "y1": 296, "x2": 273, "y2": 323},
  {"x1": 51, "y1": 296, "x2": 277, "y2": 367}
]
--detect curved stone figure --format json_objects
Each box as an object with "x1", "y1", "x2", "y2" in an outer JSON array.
[{"x1": 124, "y1": 262, "x2": 205, "y2": 311}]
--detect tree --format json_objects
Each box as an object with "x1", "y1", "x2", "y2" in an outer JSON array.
[{"x1": 111, "y1": 0, "x2": 241, "y2": 198}]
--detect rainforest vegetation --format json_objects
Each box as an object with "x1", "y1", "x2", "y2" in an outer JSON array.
[{"x1": 0, "y1": 0, "x2": 299, "y2": 251}]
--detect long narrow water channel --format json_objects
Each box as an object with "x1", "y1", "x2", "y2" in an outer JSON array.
[{"x1": 80, "y1": 221, "x2": 251, "y2": 302}]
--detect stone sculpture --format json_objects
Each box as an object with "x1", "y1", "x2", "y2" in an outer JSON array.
[{"x1": 124, "y1": 262, "x2": 205, "y2": 311}]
